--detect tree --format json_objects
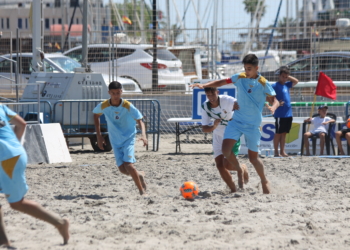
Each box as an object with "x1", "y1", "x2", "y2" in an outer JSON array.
[
  {"x1": 243, "y1": 0, "x2": 267, "y2": 49},
  {"x1": 277, "y1": 17, "x2": 297, "y2": 39}
]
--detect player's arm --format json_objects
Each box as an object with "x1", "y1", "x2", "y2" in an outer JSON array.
[
  {"x1": 190, "y1": 79, "x2": 228, "y2": 89},
  {"x1": 288, "y1": 75, "x2": 299, "y2": 87},
  {"x1": 136, "y1": 119, "x2": 148, "y2": 147},
  {"x1": 93, "y1": 113, "x2": 105, "y2": 150},
  {"x1": 265, "y1": 96, "x2": 279, "y2": 114},
  {"x1": 202, "y1": 119, "x2": 221, "y2": 133},
  {"x1": 9, "y1": 115, "x2": 26, "y2": 141}
]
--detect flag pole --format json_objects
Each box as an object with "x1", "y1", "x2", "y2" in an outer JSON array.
[{"x1": 302, "y1": 94, "x2": 317, "y2": 155}]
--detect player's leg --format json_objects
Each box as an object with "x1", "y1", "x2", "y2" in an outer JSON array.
[
  {"x1": 319, "y1": 132, "x2": 326, "y2": 155},
  {"x1": 247, "y1": 150, "x2": 270, "y2": 194},
  {"x1": 280, "y1": 133, "x2": 288, "y2": 157},
  {"x1": 1, "y1": 153, "x2": 69, "y2": 244},
  {"x1": 279, "y1": 117, "x2": 292, "y2": 157},
  {"x1": 215, "y1": 155, "x2": 236, "y2": 193},
  {"x1": 273, "y1": 133, "x2": 281, "y2": 157},
  {"x1": 223, "y1": 122, "x2": 246, "y2": 189},
  {"x1": 9, "y1": 199, "x2": 70, "y2": 244},
  {"x1": 244, "y1": 125, "x2": 270, "y2": 194},
  {"x1": 212, "y1": 134, "x2": 237, "y2": 192},
  {"x1": 303, "y1": 132, "x2": 312, "y2": 155},
  {"x1": 222, "y1": 139, "x2": 245, "y2": 189},
  {"x1": 0, "y1": 206, "x2": 10, "y2": 246},
  {"x1": 223, "y1": 139, "x2": 249, "y2": 184},
  {"x1": 120, "y1": 138, "x2": 146, "y2": 195},
  {"x1": 335, "y1": 130, "x2": 345, "y2": 155},
  {"x1": 274, "y1": 118, "x2": 281, "y2": 156},
  {"x1": 123, "y1": 162, "x2": 146, "y2": 195}
]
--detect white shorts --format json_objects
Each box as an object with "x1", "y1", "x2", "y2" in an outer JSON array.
[{"x1": 212, "y1": 133, "x2": 224, "y2": 158}]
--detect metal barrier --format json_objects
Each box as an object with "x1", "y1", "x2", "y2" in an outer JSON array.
[{"x1": 52, "y1": 99, "x2": 161, "y2": 151}]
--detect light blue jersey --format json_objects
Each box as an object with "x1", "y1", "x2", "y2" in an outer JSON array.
[
  {"x1": 0, "y1": 104, "x2": 26, "y2": 161},
  {"x1": 0, "y1": 104, "x2": 28, "y2": 203},
  {"x1": 228, "y1": 72, "x2": 276, "y2": 127},
  {"x1": 93, "y1": 99, "x2": 143, "y2": 147}
]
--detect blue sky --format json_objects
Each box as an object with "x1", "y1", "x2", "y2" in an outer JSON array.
[{"x1": 104, "y1": 0, "x2": 303, "y2": 29}]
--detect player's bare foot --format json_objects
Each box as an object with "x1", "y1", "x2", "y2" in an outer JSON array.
[
  {"x1": 261, "y1": 180, "x2": 271, "y2": 194},
  {"x1": 241, "y1": 164, "x2": 249, "y2": 184},
  {"x1": 274, "y1": 154, "x2": 281, "y2": 157},
  {"x1": 56, "y1": 218, "x2": 70, "y2": 245},
  {"x1": 305, "y1": 153, "x2": 311, "y2": 156},
  {"x1": 139, "y1": 171, "x2": 147, "y2": 191},
  {"x1": 281, "y1": 153, "x2": 289, "y2": 157},
  {"x1": 139, "y1": 190, "x2": 147, "y2": 196}
]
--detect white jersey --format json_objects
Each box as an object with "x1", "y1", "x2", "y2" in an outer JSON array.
[
  {"x1": 201, "y1": 95, "x2": 236, "y2": 136},
  {"x1": 311, "y1": 116, "x2": 332, "y2": 134}
]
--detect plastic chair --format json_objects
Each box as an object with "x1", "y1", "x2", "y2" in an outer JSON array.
[
  {"x1": 300, "y1": 113, "x2": 337, "y2": 155},
  {"x1": 337, "y1": 115, "x2": 350, "y2": 155}
]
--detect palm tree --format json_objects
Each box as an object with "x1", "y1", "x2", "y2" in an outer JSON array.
[
  {"x1": 243, "y1": 0, "x2": 267, "y2": 49},
  {"x1": 277, "y1": 17, "x2": 297, "y2": 39}
]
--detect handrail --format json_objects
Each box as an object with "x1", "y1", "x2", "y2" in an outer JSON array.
[{"x1": 52, "y1": 99, "x2": 161, "y2": 151}]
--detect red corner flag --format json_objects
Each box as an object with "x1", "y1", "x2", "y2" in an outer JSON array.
[{"x1": 315, "y1": 72, "x2": 337, "y2": 100}]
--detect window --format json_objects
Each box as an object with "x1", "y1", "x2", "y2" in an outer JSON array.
[
  {"x1": 0, "y1": 59, "x2": 12, "y2": 73},
  {"x1": 1, "y1": 18, "x2": 3, "y2": 29},
  {"x1": 6, "y1": 18, "x2": 9, "y2": 29},
  {"x1": 145, "y1": 48, "x2": 178, "y2": 61},
  {"x1": 76, "y1": 18, "x2": 79, "y2": 24},
  {"x1": 66, "y1": 48, "x2": 83, "y2": 63},
  {"x1": 319, "y1": 56, "x2": 350, "y2": 70},
  {"x1": 45, "y1": 18, "x2": 50, "y2": 29},
  {"x1": 116, "y1": 48, "x2": 135, "y2": 58},
  {"x1": 18, "y1": 18, "x2": 22, "y2": 29},
  {"x1": 58, "y1": 18, "x2": 62, "y2": 24},
  {"x1": 289, "y1": 58, "x2": 311, "y2": 71},
  {"x1": 49, "y1": 57, "x2": 81, "y2": 72},
  {"x1": 25, "y1": 18, "x2": 28, "y2": 29},
  {"x1": 52, "y1": 18, "x2": 55, "y2": 25}
]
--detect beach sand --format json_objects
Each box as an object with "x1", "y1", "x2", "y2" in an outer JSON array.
[{"x1": 2, "y1": 135, "x2": 350, "y2": 249}]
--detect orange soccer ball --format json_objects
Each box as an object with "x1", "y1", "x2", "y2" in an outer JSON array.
[
  {"x1": 347, "y1": 118, "x2": 350, "y2": 129},
  {"x1": 180, "y1": 181, "x2": 199, "y2": 200}
]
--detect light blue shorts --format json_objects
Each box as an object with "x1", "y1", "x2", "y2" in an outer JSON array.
[
  {"x1": 113, "y1": 137, "x2": 136, "y2": 167},
  {"x1": 0, "y1": 152, "x2": 29, "y2": 203},
  {"x1": 224, "y1": 119, "x2": 261, "y2": 152}
]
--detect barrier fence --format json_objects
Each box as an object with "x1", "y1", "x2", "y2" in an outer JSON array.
[{"x1": 52, "y1": 99, "x2": 161, "y2": 151}]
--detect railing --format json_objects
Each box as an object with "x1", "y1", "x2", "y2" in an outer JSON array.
[{"x1": 52, "y1": 99, "x2": 161, "y2": 151}]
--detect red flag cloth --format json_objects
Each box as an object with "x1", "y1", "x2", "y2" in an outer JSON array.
[{"x1": 315, "y1": 72, "x2": 337, "y2": 100}]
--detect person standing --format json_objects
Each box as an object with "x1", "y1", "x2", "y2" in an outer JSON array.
[{"x1": 271, "y1": 66, "x2": 299, "y2": 157}]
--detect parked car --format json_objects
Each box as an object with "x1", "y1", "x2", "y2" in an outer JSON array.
[
  {"x1": 260, "y1": 52, "x2": 350, "y2": 82},
  {"x1": 63, "y1": 44, "x2": 186, "y2": 91},
  {"x1": 0, "y1": 53, "x2": 142, "y2": 93}
]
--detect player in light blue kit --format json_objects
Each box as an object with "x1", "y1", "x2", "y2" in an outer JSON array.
[
  {"x1": 0, "y1": 104, "x2": 69, "y2": 247},
  {"x1": 93, "y1": 81, "x2": 148, "y2": 195},
  {"x1": 191, "y1": 54, "x2": 279, "y2": 194}
]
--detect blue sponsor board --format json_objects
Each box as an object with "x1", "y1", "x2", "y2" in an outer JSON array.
[{"x1": 192, "y1": 85, "x2": 236, "y2": 119}]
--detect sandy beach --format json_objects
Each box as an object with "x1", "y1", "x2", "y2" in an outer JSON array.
[{"x1": 2, "y1": 135, "x2": 350, "y2": 249}]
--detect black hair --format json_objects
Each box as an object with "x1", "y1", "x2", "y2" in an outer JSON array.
[
  {"x1": 108, "y1": 81, "x2": 122, "y2": 90},
  {"x1": 242, "y1": 54, "x2": 259, "y2": 66},
  {"x1": 204, "y1": 87, "x2": 218, "y2": 93},
  {"x1": 279, "y1": 66, "x2": 290, "y2": 75}
]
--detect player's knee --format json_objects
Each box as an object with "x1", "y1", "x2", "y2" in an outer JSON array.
[
  {"x1": 118, "y1": 165, "x2": 129, "y2": 175},
  {"x1": 124, "y1": 162, "x2": 135, "y2": 173},
  {"x1": 319, "y1": 133, "x2": 325, "y2": 138},
  {"x1": 222, "y1": 147, "x2": 231, "y2": 158},
  {"x1": 9, "y1": 200, "x2": 23, "y2": 211}
]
